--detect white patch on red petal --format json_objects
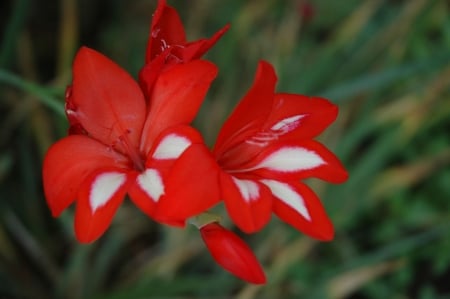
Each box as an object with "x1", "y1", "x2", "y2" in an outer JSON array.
[
  {"x1": 137, "y1": 169, "x2": 165, "y2": 202},
  {"x1": 270, "y1": 115, "x2": 305, "y2": 133},
  {"x1": 261, "y1": 179, "x2": 311, "y2": 221},
  {"x1": 153, "y1": 134, "x2": 191, "y2": 160},
  {"x1": 232, "y1": 177, "x2": 260, "y2": 203},
  {"x1": 90, "y1": 172, "x2": 127, "y2": 212},
  {"x1": 258, "y1": 147, "x2": 324, "y2": 172}
]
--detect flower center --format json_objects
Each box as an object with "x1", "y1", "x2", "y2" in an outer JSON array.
[{"x1": 118, "y1": 132, "x2": 145, "y2": 172}]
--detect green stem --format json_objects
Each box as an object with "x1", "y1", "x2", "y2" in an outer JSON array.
[
  {"x1": 0, "y1": 69, "x2": 65, "y2": 116},
  {"x1": 189, "y1": 212, "x2": 222, "y2": 229},
  {"x1": 0, "y1": 0, "x2": 29, "y2": 68}
]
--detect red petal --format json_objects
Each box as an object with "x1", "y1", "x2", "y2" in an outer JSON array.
[
  {"x1": 70, "y1": 47, "x2": 146, "y2": 154},
  {"x1": 213, "y1": 63, "x2": 343, "y2": 175},
  {"x1": 220, "y1": 172, "x2": 272, "y2": 233},
  {"x1": 148, "y1": 125, "x2": 204, "y2": 161},
  {"x1": 175, "y1": 24, "x2": 230, "y2": 62},
  {"x1": 250, "y1": 140, "x2": 349, "y2": 183},
  {"x1": 145, "y1": 0, "x2": 229, "y2": 64},
  {"x1": 140, "y1": 60, "x2": 217, "y2": 155},
  {"x1": 216, "y1": 95, "x2": 338, "y2": 169},
  {"x1": 213, "y1": 61, "x2": 277, "y2": 159},
  {"x1": 263, "y1": 94, "x2": 338, "y2": 141},
  {"x1": 200, "y1": 222, "x2": 266, "y2": 284},
  {"x1": 42, "y1": 135, "x2": 129, "y2": 217},
  {"x1": 145, "y1": 0, "x2": 186, "y2": 63},
  {"x1": 138, "y1": 50, "x2": 171, "y2": 100},
  {"x1": 130, "y1": 126, "x2": 221, "y2": 226},
  {"x1": 262, "y1": 180, "x2": 334, "y2": 241},
  {"x1": 65, "y1": 85, "x2": 88, "y2": 135},
  {"x1": 154, "y1": 144, "x2": 221, "y2": 225},
  {"x1": 128, "y1": 168, "x2": 162, "y2": 220},
  {"x1": 140, "y1": 8, "x2": 228, "y2": 99},
  {"x1": 75, "y1": 169, "x2": 131, "y2": 243}
]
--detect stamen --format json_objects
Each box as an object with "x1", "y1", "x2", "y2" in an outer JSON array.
[
  {"x1": 118, "y1": 131, "x2": 145, "y2": 172},
  {"x1": 245, "y1": 130, "x2": 278, "y2": 147}
]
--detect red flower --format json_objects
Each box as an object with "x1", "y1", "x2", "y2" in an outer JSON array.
[
  {"x1": 139, "y1": 0, "x2": 229, "y2": 98},
  {"x1": 200, "y1": 222, "x2": 266, "y2": 284},
  {"x1": 213, "y1": 61, "x2": 348, "y2": 240},
  {"x1": 41, "y1": 0, "x2": 349, "y2": 285},
  {"x1": 43, "y1": 47, "x2": 220, "y2": 243}
]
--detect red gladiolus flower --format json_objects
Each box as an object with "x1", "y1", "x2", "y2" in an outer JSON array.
[
  {"x1": 200, "y1": 222, "x2": 266, "y2": 284},
  {"x1": 41, "y1": 0, "x2": 350, "y2": 285},
  {"x1": 43, "y1": 47, "x2": 221, "y2": 243},
  {"x1": 139, "y1": 0, "x2": 229, "y2": 98},
  {"x1": 213, "y1": 61, "x2": 348, "y2": 240}
]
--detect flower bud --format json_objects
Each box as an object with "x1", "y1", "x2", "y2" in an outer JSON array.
[{"x1": 200, "y1": 222, "x2": 266, "y2": 284}]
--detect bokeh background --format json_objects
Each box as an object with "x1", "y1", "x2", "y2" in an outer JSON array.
[{"x1": 1, "y1": 0, "x2": 449, "y2": 298}]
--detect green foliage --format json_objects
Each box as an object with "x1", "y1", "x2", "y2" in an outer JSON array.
[{"x1": 0, "y1": 0, "x2": 449, "y2": 298}]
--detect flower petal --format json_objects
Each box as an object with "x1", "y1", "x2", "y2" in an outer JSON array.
[
  {"x1": 261, "y1": 180, "x2": 334, "y2": 241},
  {"x1": 213, "y1": 63, "x2": 343, "y2": 175},
  {"x1": 154, "y1": 144, "x2": 221, "y2": 226},
  {"x1": 250, "y1": 140, "x2": 349, "y2": 183},
  {"x1": 148, "y1": 124, "x2": 204, "y2": 162},
  {"x1": 258, "y1": 147, "x2": 325, "y2": 172},
  {"x1": 200, "y1": 222, "x2": 266, "y2": 284},
  {"x1": 65, "y1": 85, "x2": 87, "y2": 135},
  {"x1": 263, "y1": 94, "x2": 339, "y2": 141},
  {"x1": 145, "y1": 0, "x2": 229, "y2": 63},
  {"x1": 152, "y1": 133, "x2": 192, "y2": 160},
  {"x1": 140, "y1": 60, "x2": 217, "y2": 155},
  {"x1": 128, "y1": 168, "x2": 164, "y2": 219},
  {"x1": 139, "y1": 51, "x2": 171, "y2": 100},
  {"x1": 139, "y1": 0, "x2": 227, "y2": 100},
  {"x1": 69, "y1": 47, "x2": 146, "y2": 154},
  {"x1": 140, "y1": 24, "x2": 228, "y2": 100},
  {"x1": 136, "y1": 168, "x2": 165, "y2": 201},
  {"x1": 220, "y1": 172, "x2": 272, "y2": 233},
  {"x1": 213, "y1": 61, "x2": 277, "y2": 159},
  {"x1": 42, "y1": 135, "x2": 129, "y2": 217},
  {"x1": 173, "y1": 24, "x2": 230, "y2": 62},
  {"x1": 75, "y1": 169, "x2": 131, "y2": 243},
  {"x1": 130, "y1": 126, "x2": 220, "y2": 225},
  {"x1": 145, "y1": 0, "x2": 186, "y2": 63}
]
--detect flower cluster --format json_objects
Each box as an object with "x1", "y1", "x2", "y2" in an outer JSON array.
[{"x1": 42, "y1": 0, "x2": 348, "y2": 284}]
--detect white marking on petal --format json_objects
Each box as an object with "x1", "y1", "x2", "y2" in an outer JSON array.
[
  {"x1": 257, "y1": 147, "x2": 325, "y2": 172},
  {"x1": 245, "y1": 139, "x2": 270, "y2": 147},
  {"x1": 232, "y1": 177, "x2": 260, "y2": 203},
  {"x1": 153, "y1": 134, "x2": 191, "y2": 160},
  {"x1": 90, "y1": 172, "x2": 127, "y2": 212},
  {"x1": 270, "y1": 115, "x2": 305, "y2": 132},
  {"x1": 137, "y1": 169, "x2": 165, "y2": 202},
  {"x1": 261, "y1": 180, "x2": 311, "y2": 221}
]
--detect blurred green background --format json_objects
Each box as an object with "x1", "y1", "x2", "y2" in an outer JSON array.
[{"x1": 1, "y1": 0, "x2": 449, "y2": 298}]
